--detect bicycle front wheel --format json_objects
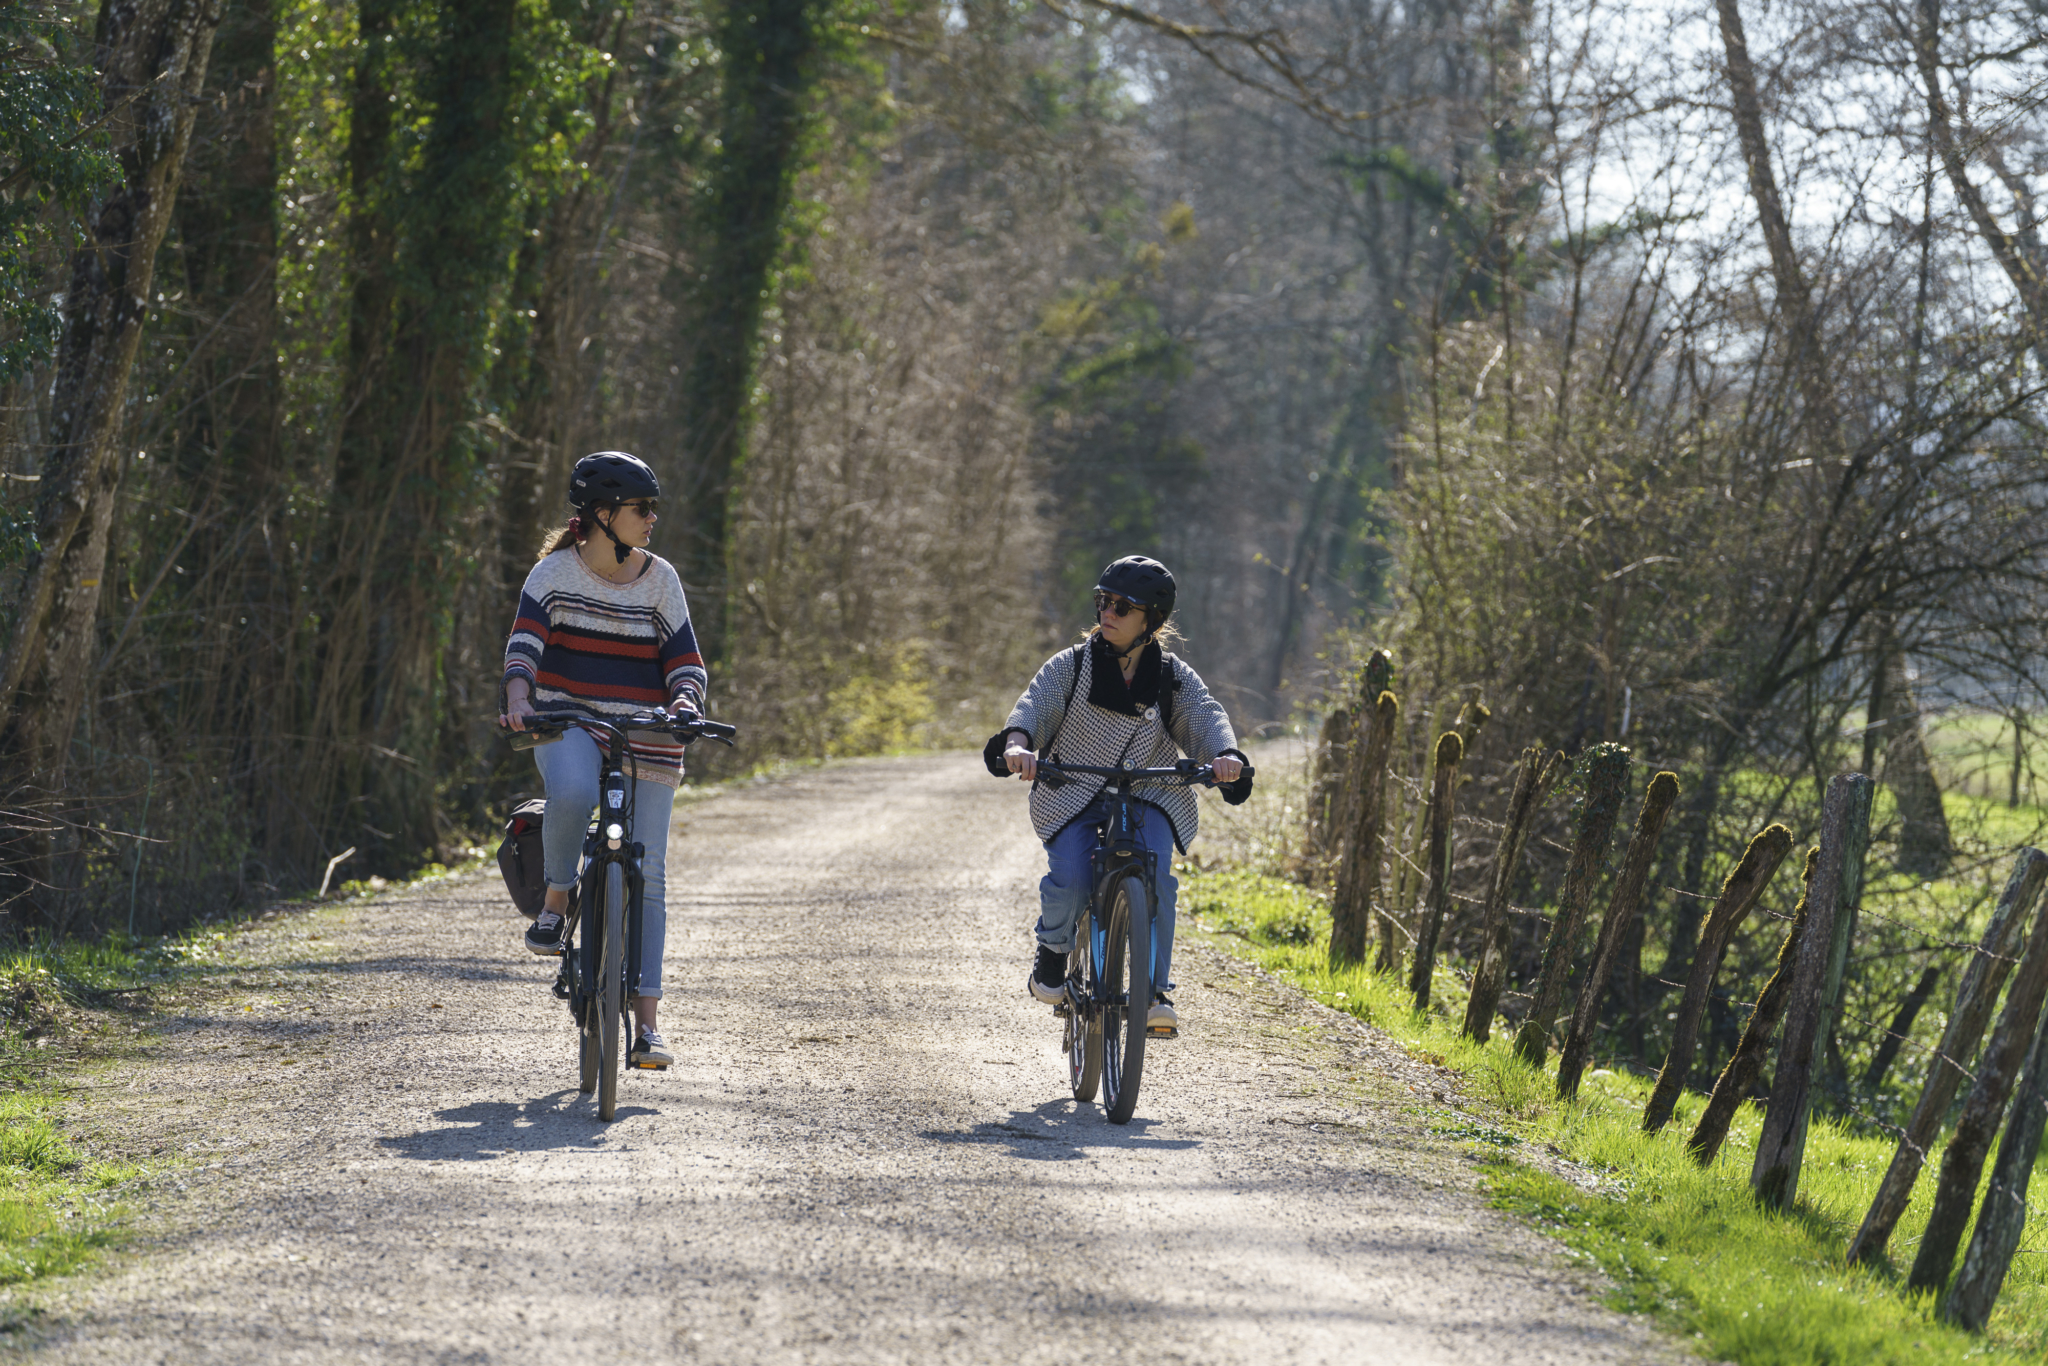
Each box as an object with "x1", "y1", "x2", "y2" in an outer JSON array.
[
  {"x1": 597, "y1": 861, "x2": 625, "y2": 1121},
  {"x1": 1065, "y1": 936, "x2": 1102, "y2": 1103},
  {"x1": 1100, "y1": 875, "x2": 1151, "y2": 1125}
]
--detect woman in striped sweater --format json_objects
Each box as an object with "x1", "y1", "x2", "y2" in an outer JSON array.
[{"x1": 500, "y1": 451, "x2": 707, "y2": 1070}]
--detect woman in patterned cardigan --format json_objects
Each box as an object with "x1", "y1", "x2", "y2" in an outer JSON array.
[{"x1": 986, "y1": 556, "x2": 1251, "y2": 1038}]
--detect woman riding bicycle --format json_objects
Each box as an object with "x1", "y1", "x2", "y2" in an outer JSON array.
[
  {"x1": 986, "y1": 555, "x2": 1250, "y2": 1038},
  {"x1": 499, "y1": 451, "x2": 706, "y2": 1070}
]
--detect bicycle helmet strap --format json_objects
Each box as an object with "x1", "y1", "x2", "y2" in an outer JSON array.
[{"x1": 593, "y1": 505, "x2": 633, "y2": 564}]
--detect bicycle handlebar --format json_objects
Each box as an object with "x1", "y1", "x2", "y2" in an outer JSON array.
[
  {"x1": 1033, "y1": 757, "x2": 1254, "y2": 787},
  {"x1": 504, "y1": 709, "x2": 738, "y2": 751}
]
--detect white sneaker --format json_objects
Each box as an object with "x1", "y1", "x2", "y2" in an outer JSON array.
[
  {"x1": 630, "y1": 1029, "x2": 674, "y2": 1069},
  {"x1": 1028, "y1": 945, "x2": 1066, "y2": 1005},
  {"x1": 524, "y1": 912, "x2": 566, "y2": 956}
]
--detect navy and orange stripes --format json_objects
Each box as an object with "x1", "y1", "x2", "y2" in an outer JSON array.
[{"x1": 503, "y1": 552, "x2": 708, "y2": 783}]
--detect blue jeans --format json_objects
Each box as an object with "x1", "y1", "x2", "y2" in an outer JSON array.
[
  {"x1": 533, "y1": 727, "x2": 674, "y2": 998},
  {"x1": 1037, "y1": 797, "x2": 1178, "y2": 993}
]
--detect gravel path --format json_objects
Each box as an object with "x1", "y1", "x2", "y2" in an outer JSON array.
[{"x1": 16, "y1": 754, "x2": 1685, "y2": 1364}]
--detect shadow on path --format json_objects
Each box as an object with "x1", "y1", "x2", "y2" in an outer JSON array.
[
  {"x1": 375, "y1": 1091, "x2": 659, "y2": 1160},
  {"x1": 919, "y1": 1099, "x2": 1202, "y2": 1161}
]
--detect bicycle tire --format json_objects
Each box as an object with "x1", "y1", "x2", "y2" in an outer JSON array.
[
  {"x1": 1101, "y1": 875, "x2": 1151, "y2": 1125},
  {"x1": 598, "y1": 861, "x2": 625, "y2": 1121},
  {"x1": 1065, "y1": 935, "x2": 1102, "y2": 1102}
]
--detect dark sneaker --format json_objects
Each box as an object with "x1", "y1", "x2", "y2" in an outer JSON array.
[
  {"x1": 1028, "y1": 944, "x2": 1065, "y2": 1005},
  {"x1": 524, "y1": 911, "x2": 566, "y2": 956},
  {"x1": 1147, "y1": 994, "x2": 1180, "y2": 1039},
  {"x1": 630, "y1": 1029, "x2": 674, "y2": 1069}
]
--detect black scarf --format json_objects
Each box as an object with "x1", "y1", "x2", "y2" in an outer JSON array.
[{"x1": 1085, "y1": 634, "x2": 1165, "y2": 717}]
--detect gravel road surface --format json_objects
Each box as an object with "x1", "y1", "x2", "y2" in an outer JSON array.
[{"x1": 16, "y1": 754, "x2": 1683, "y2": 1365}]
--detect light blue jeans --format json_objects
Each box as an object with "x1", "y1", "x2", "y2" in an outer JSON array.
[
  {"x1": 1037, "y1": 797, "x2": 1179, "y2": 993},
  {"x1": 533, "y1": 727, "x2": 674, "y2": 998}
]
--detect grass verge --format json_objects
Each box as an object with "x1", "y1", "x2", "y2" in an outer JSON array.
[{"x1": 1183, "y1": 866, "x2": 2048, "y2": 1366}]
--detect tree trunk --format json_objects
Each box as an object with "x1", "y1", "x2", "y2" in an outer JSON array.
[
  {"x1": 1753, "y1": 773, "x2": 1872, "y2": 1210},
  {"x1": 1557, "y1": 771, "x2": 1680, "y2": 1099},
  {"x1": 1871, "y1": 618, "x2": 1951, "y2": 876},
  {"x1": 1515, "y1": 746, "x2": 1631, "y2": 1066},
  {"x1": 1688, "y1": 847, "x2": 1818, "y2": 1165},
  {"x1": 1913, "y1": 0, "x2": 2048, "y2": 367},
  {"x1": 679, "y1": 0, "x2": 830, "y2": 652},
  {"x1": 1641, "y1": 823, "x2": 1794, "y2": 1128},
  {"x1": 1712, "y1": 0, "x2": 1848, "y2": 457},
  {"x1": 168, "y1": 0, "x2": 285, "y2": 854},
  {"x1": 0, "y1": 0, "x2": 225, "y2": 918},
  {"x1": 310, "y1": 0, "x2": 522, "y2": 871},
  {"x1": 1848, "y1": 846, "x2": 2048, "y2": 1265}
]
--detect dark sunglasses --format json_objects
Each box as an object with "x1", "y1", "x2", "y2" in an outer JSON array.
[
  {"x1": 618, "y1": 500, "x2": 659, "y2": 518},
  {"x1": 1094, "y1": 591, "x2": 1143, "y2": 619}
]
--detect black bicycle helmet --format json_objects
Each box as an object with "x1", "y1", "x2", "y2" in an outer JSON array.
[
  {"x1": 568, "y1": 451, "x2": 660, "y2": 510},
  {"x1": 1095, "y1": 555, "x2": 1177, "y2": 621}
]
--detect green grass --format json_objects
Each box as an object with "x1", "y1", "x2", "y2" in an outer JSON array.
[
  {"x1": 0, "y1": 1090, "x2": 140, "y2": 1290},
  {"x1": 1183, "y1": 867, "x2": 2048, "y2": 1364}
]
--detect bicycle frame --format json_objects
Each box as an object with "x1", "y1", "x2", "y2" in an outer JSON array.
[
  {"x1": 507, "y1": 709, "x2": 735, "y2": 1111},
  {"x1": 1034, "y1": 756, "x2": 1251, "y2": 1122}
]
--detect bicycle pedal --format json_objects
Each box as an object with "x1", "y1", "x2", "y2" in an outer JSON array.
[
  {"x1": 1147, "y1": 1025, "x2": 1179, "y2": 1040},
  {"x1": 633, "y1": 1061, "x2": 668, "y2": 1071}
]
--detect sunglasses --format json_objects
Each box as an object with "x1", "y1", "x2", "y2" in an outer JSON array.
[
  {"x1": 1094, "y1": 591, "x2": 1143, "y2": 619},
  {"x1": 617, "y1": 500, "x2": 659, "y2": 518}
]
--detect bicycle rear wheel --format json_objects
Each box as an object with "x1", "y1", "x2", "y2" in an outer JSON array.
[
  {"x1": 1065, "y1": 936, "x2": 1102, "y2": 1102},
  {"x1": 1100, "y1": 875, "x2": 1151, "y2": 1125},
  {"x1": 597, "y1": 861, "x2": 625, "y2": 1121}
]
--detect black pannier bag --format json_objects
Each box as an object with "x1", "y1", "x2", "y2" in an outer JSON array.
[{"x1": 497, "y1": 797, "x2": 548, "y2": 918}]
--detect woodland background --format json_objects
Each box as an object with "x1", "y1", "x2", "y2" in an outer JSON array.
[{"x1": 2, "y1": 0, "x2": 2047, "y2": 1089}]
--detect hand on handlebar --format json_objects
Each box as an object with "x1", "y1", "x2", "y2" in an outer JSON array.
[
  {"x1": 1210, "y1": 754, "x2": 1243, "y2": 784},
  {"x1": 1003, "y1": 730, "x2": 1036, "y2": 782},
  {"x1": 500, "y1": 686, "x2": 537, "y2": 731}
]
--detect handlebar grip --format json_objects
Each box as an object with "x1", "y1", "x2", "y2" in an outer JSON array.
[{"x1": 1238, "y1": 763, "x2": 1256, "y2": 780}]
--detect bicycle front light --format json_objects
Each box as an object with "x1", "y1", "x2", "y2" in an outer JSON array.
[{"x1": 605, "y1": 822, "x2": 625, "y2": 845}]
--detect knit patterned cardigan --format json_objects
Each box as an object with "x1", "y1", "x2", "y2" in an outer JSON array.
[
  {"x1": 984, "y1": 636, "x2": 1245, "y2": 852},
  {"x1": 502, "y1": 550, "x2": 707, "y2": 786}
]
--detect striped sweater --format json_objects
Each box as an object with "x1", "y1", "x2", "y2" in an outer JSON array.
[{"x1": 502, "y1": 549, "x2": 708, "y2": 785}]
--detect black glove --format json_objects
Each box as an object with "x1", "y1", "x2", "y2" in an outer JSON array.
[{"x1": 982, "y1": 731, "x2": 1014, "y2": 778}]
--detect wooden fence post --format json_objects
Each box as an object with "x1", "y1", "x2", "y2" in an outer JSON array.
[
  {"x1": 1640, "y1": 824, "x2": 1795, "y2": 1130},
  {"x1": 1847, "y1": 846, "x2": 2048, "y2": 1266},
  {"x1": 1688, "y1": 848, "x2": 1817, "y2": 1165},
  {"x1": 1752, "y1": 773, "x2": 1872, "y2": 1210},
  {"x1": 1556, "y1": 771, "x2": 1680, "y2": 1100},
  {"x1": 1304, "y1": 705, "x2": 1355, "y2": 880},
  {"x1": 1389, "y1": 701, "x2": 1491, "y2": 972},
  {"x1": 1515, "y1": 747, "x2": 1632, "y2": 1066},
  {"x1": 1943, "y1": 1000, "x2": 2048, "y2": 1330},
  {"x1": 1462, "y1": 746, "x2": 1565, "y2": 1043},
  {"x1": 1330, "y1": 690, "x2": 1398, "y2": 966},
  {"x1": 1906, "y1": 877, "x2": 2048, "y2": 1295},
  {"x1": 1408, "y1": 731, "x2": 1464, "y2": 1011}
]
